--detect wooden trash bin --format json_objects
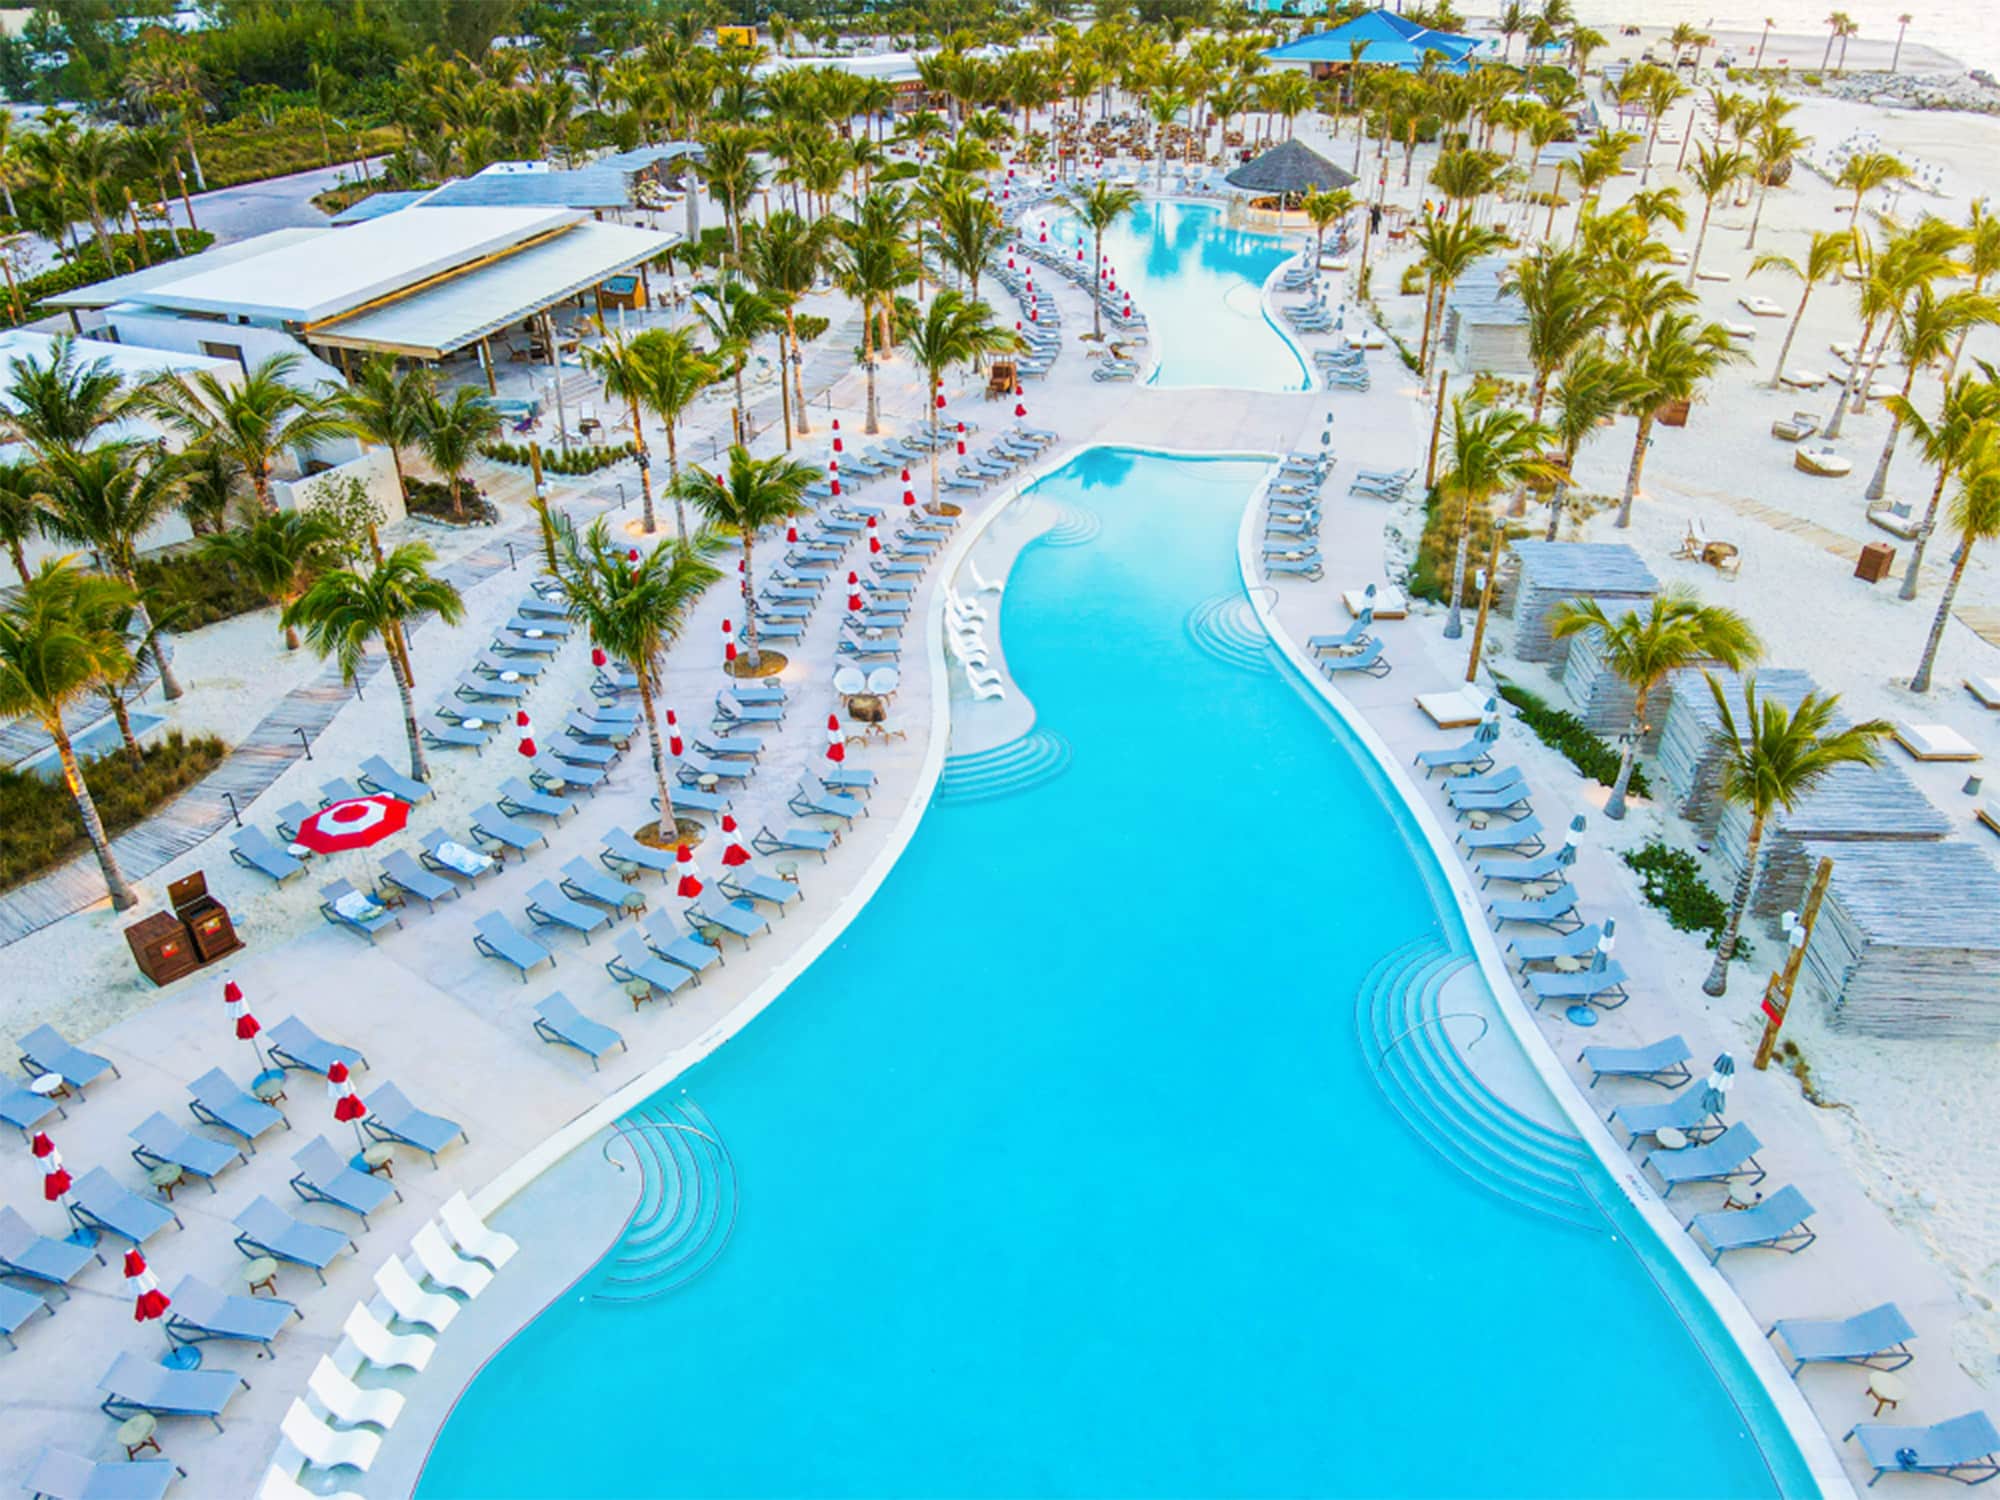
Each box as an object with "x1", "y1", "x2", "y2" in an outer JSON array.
[
  {"x1": 986, "y1": 360, "x2": 1017, "y2": 399},
  {"x1": 125, "y1": 912, "x2": 199, "y2": 987},
  {"x1": 169, "y1": 871, "x2": 242, "y2": 963},
  {"x1": 1855, "y1": 541, "x2": 1896, "y2": 584}
]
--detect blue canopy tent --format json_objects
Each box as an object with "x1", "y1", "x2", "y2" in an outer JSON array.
[{"x1": 1262, "y1": 9, "x2": 1483, "y2": 74}]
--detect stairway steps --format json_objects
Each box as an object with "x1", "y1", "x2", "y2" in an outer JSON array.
[
  {"x1": 595, "y1": 1097, "x2": 738, "y2": 1302},
  {"x1": 938, "y1": 729, "x2": 1072, "y2": 805},
  {"x1": 1185, "y1": 593, "x2": 1275, "y2": 675}
]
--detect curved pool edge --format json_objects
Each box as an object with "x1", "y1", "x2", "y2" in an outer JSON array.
[{"x1": 1226, "y1": 470, "x2": 1854, "y2": 1500}]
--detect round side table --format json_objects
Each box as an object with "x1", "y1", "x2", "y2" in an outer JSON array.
[
  {"x1": 360, "y1": 1143, "x2": 396, "y2": 1177},
  {"x1": 1653, "y1": 1126, "x2": 1689, "y2": 1152},
  {"x1": 241, "y1": 1256, "x2": 279, "y2": 1297},
  {"x1": 147, "y1": 1163, "x2": 184, "y2": 1201},
  {"x1": 115, "y1": 1413, "x2": 160, "y2": 1461},
  {"x1": 251, "y1": 1070, "x2": 287, "y2": 1105},
  {"x1": 1867, "y1": 1369, "x2": 1907, "y2": 1417}
]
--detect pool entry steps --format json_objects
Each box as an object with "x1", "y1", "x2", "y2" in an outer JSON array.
[{"x1": 597, "y1": 1096, "x2": 738, "y2": 1302}]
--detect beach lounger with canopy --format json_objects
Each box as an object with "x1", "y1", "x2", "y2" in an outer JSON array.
[
  {"x1": 1609, "y1": 1082, "x2": 1722, "y2": 1144},
  {"x1": 525, "y1": 881, "x2": 609, "y2": 944},
  {"x1": 606, "y1": 930, "x2": 696, "y2": 1004},
  {"x1": 413, "y1": 1222, "x2": 492, "y2": 1298},
  {"x1": 0, "y1": 1283, "x2": 51, "y2": 1349},
  {"x1": 129, "y1": 1111, "x2": 243, "y2": 1189},
  {"x1": 1769, "y1": 1303, "x2": 1915, "y2": 1374},
  {"x1": 289, "y1": 1135, "x2": 399, "y2": 1226},
  {"x1": 1486, "y1": 884, "x2": 1581, "y2": 931},
  {"x1": 23, "y1": 1449, "x2": 178, "y2": 1500},
  {"x1": 164, "y1": 1274, "x2": 298, "y2": 1356},
  {"x1": 753, "y1": 825, "x2": 836, "y2": 861},
  {"x1": 233, "y1": 1195, "x2": 355, "y2": 1283},
  {"x1": 98, "y1": 1351, "x2": 245, "y2": 1430},
  {"x1": 1579, "y1": 1035, "x2": 1691, "y2": 1089},
  {"x1": 1770, "y1": 410, "x2": 1819, "y2": 442},
  {"x1": 307, "y1": 1355, "x2": 405, "y2": 1430},
  {"x1": 319, "y1": 879, "x2": 402, "y2": 942},
  {"x1": 641, "y1": 912, "x2": 722, "y2": 978},
  {"x1": 230, "y1": 827, "x2": 304, "y2": 883},
  {"x1": 343, "y1": 1303, "x2": 434, "y2": 1371},
  {"x1": 473, "y1": 911, "x2": 554, "y2": 981},
  {"x1": 68, "y1": 1166, "x2": 180, "y2": 1244},
  {"x1": 601, "y1": 827, "x2": 675, "y2": 880},
  {"x1": 282, "y1": 1398, "x2": 382, "y2": 1474},
  {"x1": 440, "y1": 1191, "x2": 518, "y2": 1269},
  {"x1": 18, "y1": 1024, "x2": 118, "y2": 1095},
  {"x1": 0, "y1": 1205, "x2": 95, "y2": 1288},
  {"x1": 1643, "y1": 1121, "x2": 1766, "y2": 1196},
  {"x1": 379, "y1": 849, "x2": 455, "y2": 911},
  {"x1": 187, "y1": 1068, "x2": 287, "y2": 1151},
  {"x1": 1845, "y1": 1412, "x2": 1999, "y2": 1488},
  {"x1": 361, "y1": 1082, "x2": 466, "y2": 1164},
  {"x1": 533, "y1": 992, "x2": 627, "y2": 1069},
  {"x1": 374, "y1": 1257, "x2": 457, "y2": 1333},
  {"x1": 266, "y1": 1016, "x2": 365, "y2": 1077}
]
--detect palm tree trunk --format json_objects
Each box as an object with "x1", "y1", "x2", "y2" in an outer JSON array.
[
  {"x1": 630, "y1": 393, "x2": 656, "y2": 533},
  {"x1": 108, "y1": 694, "x2": 143, "y2": 765},
  {"x1": 55, "y1": 726, "x2": 136, "y2": 909},
  {"x1": 786, "y1": 308, "x2": 811, "y2": 435},
  {"x1": 1866, "y1": 365, "x2": 1919, "y2": 501},
  {"x1": 1912, "y1": 538, "x2": 1972, "y2": 692},
  {"x1": 1770, "y1": 285, "x2": 1813, "y2": 388},
  {"x1": 1747, "y1": 177, "x2": 1771, "y2": 250},
  {"x1": 1416, "y1": 275, "x2": 1439, "y2": 383},
  {"x1": 1823, "y1": 313, "x2": 1874, "y2": 439},
  {"x1": 1640, "y1": 122, "x2": 1660, "y2": 186},
  {"x1": 638, "y1": 670, "x2": 677, "y2": 842},
  {"x1": 7, "y1": 538, "x2": 28, "y2": 585},
  {"x1": 1091, "y1": 228, "x2": 1105, "y2": 339},
  {"x1": 1443, "y1": 492, "x2": 1474, "y2": 638},
  {"x1": 1545, "y1": 475, "x2": 1571, "y2": 541},
  {"x1": 864, "y1": 352, "x2": 880, "y2": 435},
  {"x1": 1605, "y1": 685, "x2": 1651, "y2": 819},
  {"x1": 929, "y1": 395, "x2": 942, "y2": 510},
  {"x1": 775, "y1": 331, "x2": 793, "y2": 451},
  {"x1": 1702, "y1": 815, "x2": 1763, "y2": 995},
  {"x1": 386, "y1": 629, "x2": 428, "y2": 782},
  {"x1": 1617, "y1": 411, "x2": 1653, "y2": 527},
  {"x1": 1543, "y1": 163, "x2": 1563, "y2": 241},
  {"x1": 1852, "y1": 322, "x2": 1894, "y2": 416},
  {"x1": 742, "y1": 532, "x2": 762, "y2": 669},
  {"x1": 1899, "y1": 459, "x2": 1954, "y2": 600},
  {"x1": 1687, "y1": 199, "x2": 1714, "y2": 286},
  {"x1": 665, "y1": 422, "x2": 685, "y2": 539},
  {"x1": 731, "y1": 360, "x2": 748, "y2": 442}
]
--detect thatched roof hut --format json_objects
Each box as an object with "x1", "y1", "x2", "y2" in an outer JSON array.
[{"x1": 1224, "y1": 140, "x2": 1358, "y2": 202}]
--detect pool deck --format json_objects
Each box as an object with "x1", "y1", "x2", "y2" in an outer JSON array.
[{"x1": 0, "y1": 206, "x2": 1984, "y2": 1499}]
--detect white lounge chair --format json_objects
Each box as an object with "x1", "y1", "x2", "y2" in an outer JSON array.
[
  {"x1": 1893, "y1": 721, "x2": 1980, "y2": 762},
  {"x1": 413, "y1": 1223, "x2": 493, "y2": 1299},
  {"x1": 1965, "y1": 676, "x2": 2000, "y2": 710},
  {"x1": 306, "y1": 1356, "x2": 404, "y2": 1430},
  {"x1": 341, "y1": 1303, "x2": 433, "y2": 1372},
  {"x1": 440, "y1": 1192, "x2": 518, "y2": 1269},
  {"x1": 372, "y1": 1256, "x2": 458, "y2": 1332},
  {"x1": 281, "y1": 1397, "x2": 381, "y2": 1473}
]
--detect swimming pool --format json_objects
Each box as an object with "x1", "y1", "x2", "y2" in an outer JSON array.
[
  {"x1": 420, "y1": 449, "x2": 1802, "y2": 1498},
  {"x1": 1048, "y1": 198, "x2": 1309, "y2": 391}
]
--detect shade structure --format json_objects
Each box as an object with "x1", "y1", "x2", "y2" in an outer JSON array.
[
  {"x1": 295, "y1": 795, "x2": 410, "y2": 854},
  {"x1": 1224, "y1": 139, "x2": 1358, "y2": 198}
]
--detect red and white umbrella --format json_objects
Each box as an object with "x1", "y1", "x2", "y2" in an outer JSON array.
[
  {"x1": 666, "y1": 709, "x2": 683, "y2": 758},
  {"x1": 903, "y1": 482, "x2": 916, "y2": 508},
  {"x1": 825, "y1": 713, "x2": 846, "y2": 764},
  {"x1": 869, "y1": 535, "x2": 881, "y2": 555},
  {"x1": 591, "y1": 646, "x2": 607, "y2": 668},
  {"x1": 223, "y1": 979, "x2": 269, "y2": 1071},
  {"x1": 1077, "y1": 245, "x2": 1084, "y2": 262},
  {"x1": 716, "y1": 814, "x2": 752, "y2": 868},
  {"x1": 674, "y1": 842, "x2": 704, "y2": 900},
  {"x1": 831, "y1": 419, "x2": 843, "y2": 453},
  {"x1": 934, "y1": 385, "x2": 946, "y2": 410},
  {"x1": 829, "y1": 463, "x2": 841, "y2": 497},
  {"x1": 516, "y1": 710, "x2": 535, "y2": 760},
  {"x1": 722, "y1": 618, "x2": 736, "y2": 666},
  {"x1": 293, "y1": 795, "x2": 410, "y2": 855},
  {"x1": 125, "y1": 1249, "x2": 170, "y2": 1323},
  {"x1": 1029, "y1": 306, "x2": 1039, "y2": 323},
  {"x1": 327, "y1": 1059, "x2": 368, "y2": 1152},
  {"x1": 31, "y1": 1131, "x2": 71, "y2": 1206},
  {"x1": 785, "y1": 523, "x2": 799, "y2": 544}
]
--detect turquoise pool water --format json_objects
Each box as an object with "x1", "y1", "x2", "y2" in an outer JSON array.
[
  {"x1": 420, "y1": 449, "x2": 1799, "y2": 1499},
  {"x1": 1048, "y1": 198, "x2": 1309, "y2": 391}
]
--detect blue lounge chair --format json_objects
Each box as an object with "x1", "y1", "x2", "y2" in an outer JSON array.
[
  {"x1": 358, "y1": 755, "x2": 431, "y2": 803},
  {"x1": 1451, "y1": 783, "x2": 1533, "y2": 817},
  {"x1": 0, "y1": 1206, "x2": 95, "y2": 1288},
  {"x1": 1474, "y1": 844, "x2": 1574, "y2": 888},
  {"x1": 266, "y1": 1016, "x2": 365, "y2": 1077},
  {"x1": 1644, "y1": 1121, "x2": 1765, "y2": 1196},
  {"x1": 602, "y1": 827, "x2": 675, "y2": 880},
  {"x1": 1, "y1": 1080, "x2": 62, "y2": 1137},
  {"x1": 68, "y1": 1166, "x2": 180, "y2": 1244},
  {"x1": 559, "y1": 856, "x2": 646, "y2": 917},
  {"x1": 661, "y1": 786, "x2": 730, "y2": 820},
  {"x1": 1320, "y1": 639, "x2": 1389, "y2": 677},
  {"x1": 503, "y1": 615, "x2": 570, "y2": 637},
  {"x1": 696, "y1": 731, "x2": 764, "y2": 761},
  {"x1": 274, "y1": 802, "x2": 314, "y2": 841},
  {"x1": 232, "y1": 1195, "x2": 354, "y2": 1284},
  {"x1": 18, "y1": 1024, "x2": 118, "y2": 1095},
  {"x1": 552, "y1": 734, "x2": 618, "y2": 768},
  {"x1": 564, "y1": 712, "x2": 631, "y2": 745},
  {"x1": 821, "y1": 766, "x2": 876, "y2": 795},
  {"x1": 1770, "y1": 1303, "x2": 1916, "y2": 1374},
  {"x1": 1579, "y1": 1035, "x2": 1692, "y2": 1089},
  {"x1": 98, "y1": 1352, "x2": 245, "y2": 1431},
  {"x1": 678, "y1": 749, "x2": 752, "y2": 786},
  {"x1": 1608, "y1": 1083, "x2": 1722, "y2": 1145},
  {"x1": 471, "y1": 803, "x2": 551, "y2": 858},
  {"x1": 531, "y1": 752, "x2": 604, "y2": 792},
  {"x1": 187, "y1": 1067, "x2": 287, "y2": 1150},
  {"x1": 1700, "y1": 1185, "x2": 1813, "y2": 1267},
  {"x1": 640, "y1": 911, "x2": 722, "y2": 978},
  {"x1": 789, "y1": 783, "x2": 863, "y2": 823},
  {"x1": 318, "y1": 777, "x2": 364, "y2": 805},
  {"x1": 687, "y1": 898, "x2": 771, "y2": 949},
  {"x1": 714, "y1": 693, "x2": 784, "y2": 728},
  {"x1": 1507, "y1": 923, "x2": 1605, "y2": 970},
  {"x1": 0, "y1": 1283, "x2": 51, "y2": 1350},
  {"x1": 380, "y1": 849, "x2": 456, "y2": 911},
  {"x1": 319, "y1": 878, "x2": 402, "y2": 942},
  {"x1": 533, "y1": 992, "x2": 626, "y2": 1069},
  {"x1": 1458, "y1": 814, "x2": 1546, "y2": 854},
  {"x1": 129, "y1": 1111, "x2": 242, "y2": 1189},
  {"x1": 721, "y1": 869, "x2": 800, "y2": 913},
  {"x1": 526, "y1": 880, "x2": 610, "y2": 944},
  {"x1": 420, "y1": 716, "x2": 487, "y2": 752},
  {"x1": 1486, "y1": 884, "x2": 1581, "y2": 931},
  {"x1": 1266, "y1": 557, "x2": 1323, "y2": 580},
  {"x1": 455, "y1": 671, "x2": 527, "y2": 703},
  {"x1": 515, "y1": 593, "x2": 567, "y2": 619},
  {"x1": 229, "y1": 827, "x2": 304, "y2": 883},
  {"x1": 164, "y1": 1274, "x2": 298, "y2": 1356},
  {"x1": 1846, "y1": 1412, "x2": 1999, "y2": 1488},
  {"x1": 480, "y1": 649, "x2": 547, "y2": 680},
  {"x1": 360, "y1": 1081, "x2": 466, "y2": 1163},
  {"x1": 1446, "y1": 765, "x2": 1523, "y2": 796},
  {"x1": 23, "y1": 1450, "x2": 178, "y2": 1500},
  {"x1": 1527, "y1": 960, "x2": 1629, "y2": 1010},
  {"x1": 1311, "y1": 615, "x2": 1374, "y2": 657},
  {"x1": 289, "y1": 1135, "x2": 399, "y2": 1226},
  {"x1": 473, "y1": 911, "x2": 554, "y2": 982},
  {"x1": 606, "y1": 931, "x2": 696, "y2": 1005},
  {"x1": 581, "y1": 700, "x2": 641, "y2": 727},
  {"x1": 753, "y1": 824, "x2": 835, "y2": 861}
]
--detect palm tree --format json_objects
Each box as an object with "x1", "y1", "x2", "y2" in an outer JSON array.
[
  {"x1": 0, "y1": 461, "x2": 44, "y2": 584},
  {"x1": 903, "y1": 291, "x2": 1019, "y2": 510},
  {"x1": 1301, "y1": 188, "x2": 1356, "y2": 273},
  {"x1": 1911, "y1": 435, "x2": 2000, "y2": 692},
  {"x1": 1702, "y1": 679, "x2": 1888, "y2": 994},
  {"x1": 141, "y1": 353, "x2": 350, "y2": 514},
  {"x1": 557, "y1": 518, "x2": 722, "y2": 842},
  {"x1": 283, "y1": 543, "x2": 465, "y2": 783},
  {"x1": 1414, "y1": 216, "x2": 1510, "y2": 384},
  {"x1": 675, "y1": 444, "x2": 818, "y2": 671},
  {"x1": 743, "y1": 209, "x2": 833, "y2": 443},
  {"x1": 39, "y1": 446, "x2": 187, "y2": 700},
  {"x1": 835, "y1": 209, "x2": 916, "y2": 435},
  {"x1": 1745, "y1": 110, "x2": 1806, "y2": 251},
  {"x1": 692, "y1": 279, "x2": 780, "y2": 448},
  {"x1": 699, "y1": 123, "x2": 765, "y2": 264},
  {"x1": 4, "y1": 336, "x2": 133, "y2": 457},
  {"x1": 1549, "y1": 590, "x2": 1761, "y2": 818},
  {"x1": 1890, "y1": 12, "x2": 1914, "y2": 72},
  {"x1": 0, "y1": 558, "x2": 141, "y2": 909},
  {"x1": 1636, "y1": 65, "x2": 1690, "y2": 187},
  {"x1": 202, "y1": 510, "x2": 338, "y2": 651},
  {"x1": 1512, "y1": 245, "x2": 1603, "y2": 422},
  {"x1": 1060, "y1": 180, "x2": 1142, "y2": 340},
  {"x1": 636, "y1": 327, "x2": 720, "y2": 538},
  {"x1": 1751, "y1": 232, "x2": 1849, "y2": 389},
  {"x1": 932, "y1": 183, "x2": 1008, "y2": 311},
  {"x1": 1835, "y1": 151, "x2": 1908, "y2": 264},
  {"x1": 1434, "y1": 394, "x2": 1559, "y2": 639},
  {"x1": 1866, "y1": 288, "x2": 1999, "y2": 501},
  {"x1": 414, "y1": 386, "x2": 502, "y2": 522},
  {"x1": 1684, "y1": 145, "x2": 1750, "y2": 286},
  {"x1": 580, "y1": 330, "x2": 663, "y2": 534},
  {"x1": 1544, "y1": 346, "x2": 1644, "y2": 539},
  {"x1": 1886, "y1": 366, "x2": 2000, "y2": 601},
  {"x1": 336, "y1": 357, "x2": 431, "y2": 514},
  {"x1": 1617, "y1": 311, "x2": 1742, "y2": 527}
]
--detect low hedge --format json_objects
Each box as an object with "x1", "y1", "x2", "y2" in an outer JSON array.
[
  {"x1": 481, "y1": 439, "x2": 634, "y2": 476},
  {"x1": 3, "y1": 231, "x2": 216, "y2": 327},
  {"x1": 0, "y1": 729, "x2": 227, "y2": 892},
  {"x1": 195, "y1": 120, "x2": 403, "y2": 193},
  {"x1": 1491, "y1": 677, "x2": 1652, "y2": 799},
  {"x1": 405, "y1": 477, "x2": 497, "y2": 526},
  {"x1": 1622, "y1": 839, "x2": 1747, "y2": 955},
  {"x1": 134, "y1": 547, "x2": 270, "y2": 631}
]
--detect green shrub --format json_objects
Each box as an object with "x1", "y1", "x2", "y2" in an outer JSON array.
[
  {"x1": 794, "y1": 313, "x2": 830, "y2": 343},
  {"x1": 480, "y1": 439, "x2": 634, "y2": 476},
  {"x1": 1406, "y1": 487, "x2": 1504, "y2": 608},
  {"x1": 194, "y1": 122, "x2": 403, "y2": 193},
  {"x1": 1801, "y1": 71, "x2": 1823, "y2": 86},
  {"x1": 1622, "y1": 839, "x2": 1747, "y2": 955},
  {"x1": 1399, "y1": 263, "x2": 1426, "y2": 296},
  {"x1": 1491, "y1": 677, "x2": 1653, "y2": 798},
  {"x1": 0, "y1": 729, "x2": 227, "y2": 891},
  {"x1": 405, "y1": 477, "x2": 497, "y2": 525},
  {"x1": 134, "y1": 546, "x2": 269, "y2": 631},
  {"x1": 3, "y1": 231, "x2": 216, "y2": 327}
]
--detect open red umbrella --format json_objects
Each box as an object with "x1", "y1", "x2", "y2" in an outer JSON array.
[
  {"x1": 716, "y1": 815, "x2": 752, "y2": 867},
  {"x1": 825, "y1": 713, "x2": 846, "y2": 764},
  {"x1": 294, "y1": 795, "x2": 409, "y2": 855},
  {"x1": 674, "y1": 843, "x2": 704, "y2": 900}
]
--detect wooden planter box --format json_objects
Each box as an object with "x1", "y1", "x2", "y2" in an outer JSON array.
[{"x1": 1655, "y1": 398, "x2": 1691, "y2": 428}]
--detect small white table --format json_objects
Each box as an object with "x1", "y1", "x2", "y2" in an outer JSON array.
[
  {"x1": 27, "y1": 1072, "x2": 64, "y2": 1099},
  {"x1": 1653, "y1": 1126, "x2": 1689, "y2": 1152}
]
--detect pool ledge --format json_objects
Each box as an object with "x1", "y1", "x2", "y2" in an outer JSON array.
[{"x1": 1227, "y1": 466, "x2": 1856, "y2": 1500}]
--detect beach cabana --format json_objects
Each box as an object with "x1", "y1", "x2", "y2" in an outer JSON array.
[
  {"x1": 1713, "y1": 761, "x2": 1951, "y2": 923},
  {"x1": 1794, "y1": 841, "x2": 2000, "y2": 1040},
  {"x1": 1260, "y1": 10, "x2": 1481, "y2": 76},
  {"x1": 1653, "y1": 667, "x2": 1820, "y2": 835},
  {"x1": 1440, "y1": 256, "x2": 1531, "y2": 376},
  {"x1": 1223, "y1": 141, "x2": 1358, "y2": 207},
  {"x1": 1557, "y1": 627, "x2": 1637, "y2": 735},
  {"x1": 1504, "y1": 542, "x2": 1658, "y2": 665}
]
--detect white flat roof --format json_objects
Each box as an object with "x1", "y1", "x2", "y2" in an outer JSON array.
[
  {"x1": 0, "y1": 330, "x2": 236, "y2": 401},
  {"x1": 40, "y1": 228, "x2": 328, "y2": 311},
  {"x1": 310, "y1": 220, "x2": 676, "y2": 358},
  {"x1": 106, "y1": 207, "x2": 586, "y2": 325}
]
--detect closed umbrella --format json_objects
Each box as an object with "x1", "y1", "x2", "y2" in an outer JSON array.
[
  {"x1": 722, "y1": 618, "x2": 736, "y2": 666},
  {"x1": 223, "y1": 979, "x2": 269, "y2": 1072},
  {"x1": 31, "y1": 1131, "x2": 70, "y2": 1205},
  {"x1": 831, "y1": 419, "x2": 843, "y2": 454},
  {"x1": 516, "y1": 710, "x2": 535, "y2": 760},
  {"x1": 717, "y1": 815, "x2": 752, "y2": 868},
  {"x1": 327, "y1": 1060, "x2": 369, "y2": 1155},
  {"x1": 825, "y1": 713, "x2": 846, "y2": 764},
  {"x1": 666, "y1": 709, "x2": 683, "y2": 758},
  {"x1": 126, "y1": 1249, "x2": 171, "y2": 1324},
  {"x1": 674, "y1": 843, "x2": 704, "y2": 901},
  {"x1": 1700, "y1": 1052, "x2": 1736, "y2": 1118}
]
